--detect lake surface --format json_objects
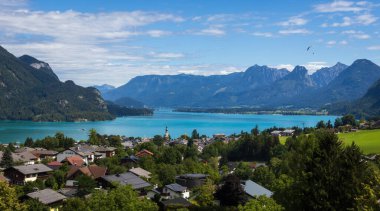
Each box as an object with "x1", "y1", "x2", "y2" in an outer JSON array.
[{"x1": 0, "y1": 110, "x2": 338, "y2": 143}]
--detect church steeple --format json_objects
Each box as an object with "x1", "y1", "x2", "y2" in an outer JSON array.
[{"x1": 164, "y1": 126, "x2": 170, "y2": 140}]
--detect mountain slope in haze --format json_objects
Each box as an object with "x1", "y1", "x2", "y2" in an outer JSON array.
[
  {"x1": 311, "y1": 59, "x2": 380, "y2": 106},
  {"x1": 311, "y1": 62, "x2": 347, "y2": 87},
  {"x1": 328, "y1": 78, "x2": 380, "y2": 118},
  {"x1": 0, "y1": 46, "x2": 113, "y2": 121},
  {"x1": 104, "y1": 65, "x2": 289, "y2": 107},
  {"x1": 93, "y1": 84, "x2": 115, "y2": 95}
]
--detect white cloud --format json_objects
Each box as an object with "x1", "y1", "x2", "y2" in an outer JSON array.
[
  {"x1": 278, "y1": 17, "x2": 308, "y2": 26},
  {"x1": 270, "y1": 64, "x2": 294, "y2": 71},
  {"x1": 342, "y1": 30, "x2": 371, "y2": 39},
  {"x1": 340, "y1": 40, "x2": 348, "y2": 45},
  {"x1": 331, "y1": 16, "x2": 353, "y2": 27},
  {"x1": 304, "y1": 62, "x2": 328, "y2": 73},
  {"x1": 146, "y1": 30, "x2": 172, "y2": 37},
  {"x1": 252, "y1": 32, "x2": 273, "y2": 37},
  {"x1": 356, "y1": 13, "x2": 377, "y2": 25},
  {"x1": 278, "y1": 29, "x2": 311, "y2": 35},
  {"x1": 149, "y1": 52, "x2": 185, "y2": 59},
  {"x1": 327, "y1": 40, "x2": 337, "y2": 45},
  {"x1": 367, "y1": 45, "x2": 380, "y2": 50},
  {"x1": 196, "y1": 27, "x2": 226, "y2": 36},
  {"x1": 314, "y1": 1, "x2": 369, "y2": 13}
]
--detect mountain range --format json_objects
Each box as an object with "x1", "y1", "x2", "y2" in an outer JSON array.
[
  {"x1": 0, "y1": 46, "x2": 150, "y2": 121},
  {"x1": 104, "y1": 59, "x2": 380, "y2": 112}
]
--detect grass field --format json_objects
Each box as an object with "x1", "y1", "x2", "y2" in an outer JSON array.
[{"x1": 338, "y1": 129, "x2": 380, "y2": 154}]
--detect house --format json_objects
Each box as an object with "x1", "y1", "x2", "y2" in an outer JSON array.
[
  {"x1": 163, "y1": 183, "x2": 190, "y2": 199},
  {"x1": 66, "y1": 165, "x2": 107, "y2": 180},
  {"x1": 135, "y1": 149, "x2": 154, "y2": 158},
  {"x1": 242, "y1": 180, "x2": 273, "y2": 198},
  {"x1": 281, "y1": 129, "x2": 295, "y2": 136},
  {"x1": 99, "y1": 172, "x2": 151, "y2": 190},
  {"x1": 58, "y1": 188, "x2": 78, "y2": 198},
  {"x1": 270, "y1": 130, "x2": 282, "y2": 137},
  {"x1": 56, "y1": 149, "x2": 88, "y2": 164},
  {"x1": 47, "y1": 161, "x2": 63, "y2": 170},
  {"x1": 128, "y1": 167, "x2": 151, "y2": 179},
  {"x1": 160, "y1": 197, "x2": 193, "y2": 210},
  {"x1": 94, "y1": 146, "x2": 116, "y2": 158},
  {"x1": 30, "y1": 149, "x2": 58, "y2": 161},
  {"x1": 0, "y1": 151, "x2": 37, "y2": 165},
  {"x1": 175, "y1": 174, "x2": 207, "y2": 189},
  {"x1": 4, "y1": 164, "x2": 52, "y2": 184},
  {"x1": 121, "y1": 155, "x2": 140, "y2": 166},
  {"x1": 122, "y1": 141, "x2": 134, "y2": 149},
  {"x1": 61, "y1": 155, "x2": 85, "y2": 167},
  {"x1": 27, "y1": 188, "x2": 66, "y2": 210}
]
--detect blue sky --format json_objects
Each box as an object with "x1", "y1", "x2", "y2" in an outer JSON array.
[{"x1": 0, "y1": 0, "x2": 379, "y2": 86}]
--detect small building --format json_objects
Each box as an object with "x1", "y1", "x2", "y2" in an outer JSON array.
[
  {"x1": 175, "y1": 174, "x2": 207, "y2": 189},
  {"x1": 281, "y1": 129, "x2": 295, "y2": 136},
  {"x1": 242, "y1": 180, "x2": 273, "y2": 198},
  {"x1": 61, "y1": 155, "x2": 86, "y2": 167},
  {"x1": 161, "y1": 197, "x2": 193, "y2": 210},
  {"x1": 4, "y1": 164, "x2": 52, "y2": 185},
  {"x1": 128, "y1": 167, "x2": 151, "y2": 179},
  {"x1": 270, "y1": 130, "x2": 282, "y2": 137},
  {"x1": 66, "y1": 165, "x2": 107, "y2": 180},
  {"x1": 163, "y1": 183, "x2": 190, "y2": 199},
  {"x1": 121, "y1": 155, "x2": 140, "y2": 166},
  {"x1": 27, "y1": 188, "x2": 66, "y2": 209},
  {"x1": 94, "y1": 146, "x2": 116, "y2": 158},
  {"x1": 30, "y1": 149, "x2": 58, "y2": 161},
  {"x1": 135, "y1": 149, "x2": 154, "y2": 158},
  {"x1": 0, "y1": 151, "x2": 37, "y2": 165},
  {"x1": 47, "y1": 161, "x2": 63, "y2": 170},
  {"x1": 99, "y1": 172, "x2": 151, "y2": 190},
  {"x1": 56, "y1": 149, "x2": 89, "y2": 165}
]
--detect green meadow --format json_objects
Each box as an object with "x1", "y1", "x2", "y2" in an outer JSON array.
[{"x1": 338, "y1": 129, "x2": 380, "y2": 154}]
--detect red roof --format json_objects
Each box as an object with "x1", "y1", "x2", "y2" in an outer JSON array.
[
  {"x1": 47, "y1": 161, "x2": 63, "y2": 166},
  {"x1": 63, "y1": 155, "x2": 85, "y2": 166},
  {"x1": 135, "y1": 149, "x2": 154, "y2": 158},
  {"x1": 67, "y1": 165, "x2": 106, "y2": 179}
]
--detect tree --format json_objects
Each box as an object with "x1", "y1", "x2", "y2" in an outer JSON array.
[
  {"x1": 251, "y1": 166, "x2": 276, "y2": 189},
  {"x1": 215, "y1": 174, "x2": 247, "y2": 206},
  {"x1": 76, "y1": 175, "x2": 97, "y2": 196},
  {"x1": 334, "y1": 117, "x2": 343, "y2": 128},
  {"x1": 86, "y1": 186, "x2": 158, "y2": 211},
  {"x1": 341, "y1": 114, "x2": 357, "y2": 126},
  {"x1": 191, "y1": 129, "x2": 200, "y2": 140},
  {"x1": 24, "y1": 199, "x2": 49, "y2": 211},
  {"x1": 88, "y1": 129, "x2": 100, "y2": 145},
  {"x1": 238, "y1": 196, "x2": 284, "y2": 211},
  {"x1": 152, "y1": 135, "x2": 164, "y2": 146},
  {"x1": 155, "y1": 164, "x2": 177, "y2": 185},
  {"x1": 279, "y1": 130, "x2": 378, "y2": 210},
  {"x1": 251, "y1": 125, "x2": 259, "y2": 136},
  {"x1": 316, "y1": 120, "x2": 326, "y2": 129},
  {"x1": 234, "y1": 162, "x2": 253, "y2": 180},
  {"x1": 0, "y1": 181, "x2": 28, "y2": 211},
  {"x1": 158, "y1": 147, "x2": 182, "y2": 165},
  {"x1": 0, "y1": 147, "x2": 13, "y2": 168},
  {"x1": 194, "y1": 179, "x2": 215, "y2": 207},
  {"x1": 24, "y1": 137, "x2": 34, "y2": 147},
  {"x1": 62, "y1": 197, "x2": 89, "y2": 211}
]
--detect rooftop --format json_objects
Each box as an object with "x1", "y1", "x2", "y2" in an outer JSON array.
[
  {"x1": 243, "y1": 180, "x2": 273, "y2": 198},
  {"x1": 101, "y1": 172, "x2": 151, "y2": 190},
  {"x1": 27, "y1": 188, "x2": 66, "y2": 205},
  {"x1": 12, "y1": 164, "x2": 52, "y2": 175},
  {"x1": 165, "y1": 183, "x2": 187, "y2": 192},
  {"x1": 128, "y1": 167, "x2": 151, "y2": 179},
  {"x1": 177, "y1": 173, "x2": 207, "y2": 179}
]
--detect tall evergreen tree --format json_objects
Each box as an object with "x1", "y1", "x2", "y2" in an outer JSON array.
[{"x1": 0, "y1": 147, "x2": 13, "y2": 168}]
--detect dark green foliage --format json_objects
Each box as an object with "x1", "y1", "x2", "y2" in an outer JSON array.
[
  {"x1": 106, "y1": 101, "x2": 153, "y2": 116},
  {"x1": 215, "y1": 174, "x2": 247, "y2": 206},
  {"x1": 24, "y1": 199, "x2": 49, "y2": 211},
  {"x1": 32, "y1": 132, "x2": 75, "y2": 150},
  {"x1": 76, "y1": 175, "x2": 97, "y2": 196},
  {"x1": 24, "y1": 137, "x2": 34, "y2": 147},
  {"x1": 152, "y1": 135, "x2": 164, "y2": 146},
  {"x1": 0, "y1": 147, "x2": 13, "y2": 168},
  {"x1": 191, "y1": 129, "x2": 200, "y2": 139},
  {"x1": 61, "y1": 197, "x2": 89, "y2": 211}
]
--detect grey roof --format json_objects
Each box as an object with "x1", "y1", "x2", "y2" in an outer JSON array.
[
  {"x1": 177, "y1": 173, "x2": 207, "y2": 179},
  {"x1": 243, "y1": 180, "x2": 273, "y2": 198},
  {"x1": 58, "y1": 188, "x2": 78, "y2": 197},
  {"x1": 161, "y1": 197, "x2": 192, "y2": 207},
  {"x1": 129, "y1": 167, "x2": 151, "y2": 179},
  {"x1": 101, "y1": 172, "x2": 151, "y2": 189},
  {"x1": 282, "y1": 129, "x2": 295, "y2": 133},
  {"x1": 27, "y1": 189, "x2": 66, "y2": 205},
  {"x1": 12, "y1": 164, "x2": 52, "y2": 175},
  {"x1": 0, "y1": 151, "x2": 37, "y2": 163},
  {"x1": 165, "y1": 183, "x2": 187, "y2": 193}
]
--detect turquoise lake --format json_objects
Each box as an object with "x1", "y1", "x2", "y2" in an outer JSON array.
[{"x1": 0, "y1": 110, "x2": 338, "y2": 143}]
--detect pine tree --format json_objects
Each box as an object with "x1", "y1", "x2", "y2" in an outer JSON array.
[{"x1": 0, "y1": 148, "x2": 13, "y2": 168}]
